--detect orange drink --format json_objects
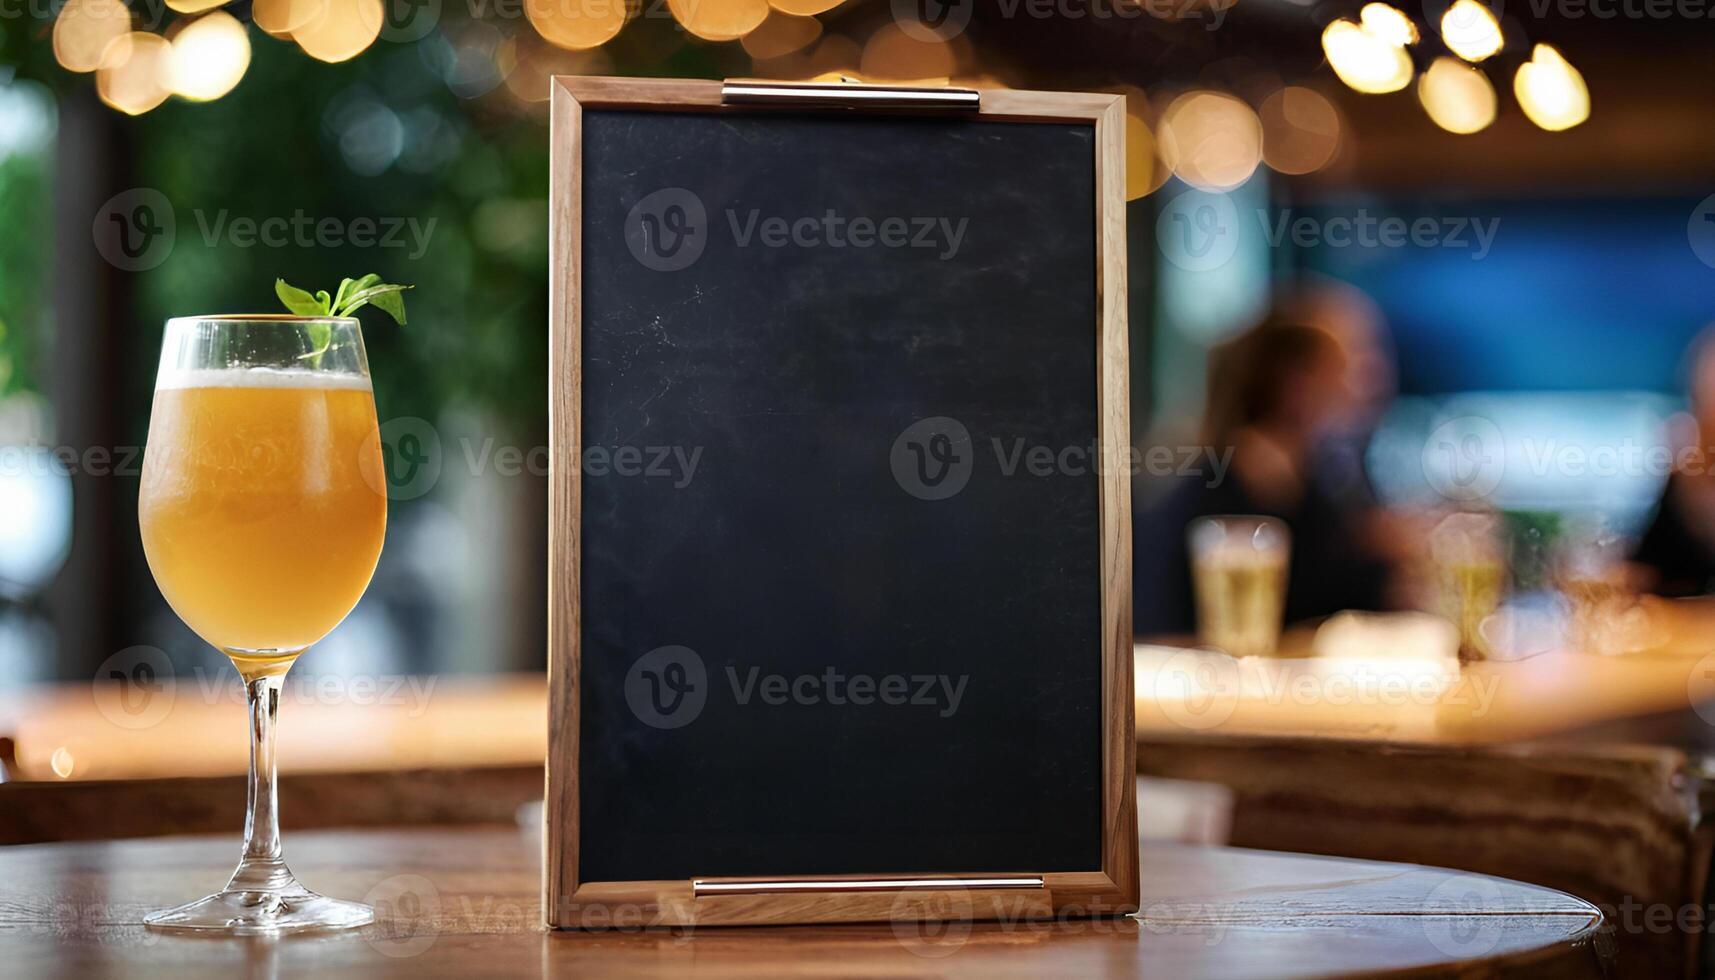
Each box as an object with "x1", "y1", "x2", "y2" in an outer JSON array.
[{"x1": 140, "y1": 368, "x2": 386, "y2": 664}]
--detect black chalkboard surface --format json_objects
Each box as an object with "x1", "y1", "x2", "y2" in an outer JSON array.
[{"x1": 546, "y1": 77, "x2": 1135, "y2": 929}]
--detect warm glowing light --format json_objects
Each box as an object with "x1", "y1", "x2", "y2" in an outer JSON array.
[
  {"x1": 1321, "y1": 19, "x2": 1413, "y2": 94},
  {"x1": 1439, "y1": 0, "x2": 1503, "y2": 63},
  {"x1": 525, "y1": 0, "x2": 629, "y2": 51},
  {"x1": 166, "y1": 0, "x2": 229, "y2": 11},
  {"x1": 668, "y1": 0, "x2": 768, "y2": 41},
  {"x1": 1514, "y1": 43, "x2": 1589, "y2": 131},
  {"x1": 1417, "y1": 56, "x2": 1495, "y2": 134},
  {"x1": 750, "y1": 34, "x2": 860, "y2": 80},
  {"x1": 767, "y1": 0, "x2": 842, "y2": 14},
  {"x1": 52, "y1": 0, "x2": 132, "y2": 73},
  {"x1": 1159, "y1": 90, "x2": 1262, "y2": 191},
  {"x1": 294, "y1": 0, "x2": 382, "y2": 62},
  {"x1": 1258, "y1": 86, "x2": 1342, "y2": 175},
  {"x1": 96, "y1": 32, "x2": 172, "y2": 115},
  {"x1": 1358, "y1": 3, "x2": 1417, "y2": 47},
  {"x1": 253, "y1": 0, "x2": 328, "y2": 36},
  {"x1": 49, "y1": 746, "x2": 76, "y2": 779},
  {"x1": 741, "y1": 10, "x2": 820, "y2": 60},
  {"x1": 859, "y1": 23, "x2": 957, "y2": 82},
  {"x1": 1124, "y1": 113, "x2": 1169, "y2": 200},
  {"x1": 168, "y1": 12, "x2": 250, "y2": 102},
  {"x1": 504, "y1": 36, "x2": 613, "y2": 102}
]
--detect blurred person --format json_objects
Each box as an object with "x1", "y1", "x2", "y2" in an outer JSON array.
[
  {"x1": 1631, "y1": 325, "x2": 1715, "y2": 597},
  {"x1": 1134, "y1": 284, "x2": 1401, "y2": 637}
]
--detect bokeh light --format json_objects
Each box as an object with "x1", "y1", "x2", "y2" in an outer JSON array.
[
  {"x1": 1159, "y1": 90, "x2": 1263, "y2": 191},
  {"x1": 166, "y1": 0, "x2": 231, "y2": 11},
  {"x1": 526, "y1": 0, "x2": 630, "y2": 51},
  {"x1": 858, "y1": 23, "x2": 957, "y2": 82},
  {"x1": 766, "y1": 0, "x2": 843, "y2": 14},
  {"x1": 1321, "y1": 18, "x2": 1413, "y2": 94},
  {"x1": 294, "y1": 0, "x2": 384, "y2": 63},
  {"x1": 667, "y1": 0, "x2": 769, "y2": 42},
  {"x1": 52, "y1": 0, "x2": 132, "y2": 74},
  {"x1": 1358, "y1": 3, "x2": 1417, "y2": 47},
  {"x1": 741, "y1": 11, "x2": 822, "y2": 61},
  {"x1": 1439, "y1": 0, "x2": 1503, "y2": 63},
  {"x1": 1417, "y1": 57, "x2": 1495, "y2": 134},
  {"x1": 751, "y1": 34, "x2": 859, "y2": 79},
  {"x1": 95, "y1": 32, "x2": 172, "y2": 115},
  {"x1": 1514, "y1": 43, "x2": 1589, "y2": 131},
  {"x1": 253, "y1": 0, "x2": 330, "y2": 37},
  {"x1": 1258, "y1": 86, "x2": 1342, "y2": 175},
  {"x1": 168, "y1": 12, "x2": 251, "y2": 102}
]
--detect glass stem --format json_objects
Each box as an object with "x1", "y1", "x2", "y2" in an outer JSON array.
[{"x1": 226, "y1": 670, "x2": 296, "y2": 894}]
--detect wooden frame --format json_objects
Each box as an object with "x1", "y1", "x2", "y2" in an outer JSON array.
[{"x1": 546, "y1": 76, "x2": 1135, "y2": 928}]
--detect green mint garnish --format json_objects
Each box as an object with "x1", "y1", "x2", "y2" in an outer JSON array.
[
  {"x1": 276, "y1": 275, "x2": 411, "y2": 324},
  {"x1": 276, "y1": 275, "x2": 411, "y2": 361}
]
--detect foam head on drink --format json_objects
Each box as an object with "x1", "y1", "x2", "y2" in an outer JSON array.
[{"x1": 140, "y1": 367, "x2": 387, "y2": 667}]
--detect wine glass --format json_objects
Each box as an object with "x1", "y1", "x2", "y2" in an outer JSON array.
[{"x1": 138, "y1": 315, "x2": 387, "y2": 933}]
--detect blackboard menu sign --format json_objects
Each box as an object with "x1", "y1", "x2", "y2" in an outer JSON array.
[{"x1": 545, "y1": 77, "x2": 1135, "y2": 929}]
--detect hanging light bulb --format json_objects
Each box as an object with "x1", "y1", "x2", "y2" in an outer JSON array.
[
  {"x1": 1417, "y1": 57, "x2": 1496, "y2": 134},
  {"x1": 1514, "y1": 43, "x2": 1589, "y2": 131},
  {"x1": 1322, "y1": 18, "x2": 1413, "y2": 94},
  {"x1": 1440, "y1": 0, "x2": 1503, "y2": 63},
  {"x1": 1359, "y1": 3, "x2": 1418, "y2": 47}
]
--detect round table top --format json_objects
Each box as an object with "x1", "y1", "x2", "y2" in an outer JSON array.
[{"x1": 0, "y1": 826, "x2": 1606, "y2": 979}]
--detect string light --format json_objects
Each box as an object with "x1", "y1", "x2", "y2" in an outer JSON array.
[
  {"x1": 859, "y1": 23, "x2": 958, "y2": 82},
  {"x1": 1514, "y1": 43, "x2": 1589, "y2": 131},
  {"x1": 1321, "y1": 17, "x2": 1413, "y2": 94},
  {"x1": 1160, "y1": 90, "x2": 1262, "y2": 191},
  {"x1": 1258, "y1": 86, "x2": 1342, "y2": 174},
  {"x1": 666, "y1": 0, "x2": 768, "y2": 42},
  {"x1": 1440, "y1": 0, "x2": 1503, "y2": 63},
  {"x1": 1359, "y1": 3, "x2": 1418, "y2": 47},
  {"x1": 1417, "y1": 57, "x2": 1495, "y2": 134},
  {"x1": 293, "y1": 0, "x2": 383, "y2": 63},
  {"x1": 741, "y1": 11, "x2": 821, "y2": 61},
  {"x1": 95, "y1": 32, "x2": 171, "y2": 115},
  {"x1": 526, "y1": 0, "x2": 629, "y2": 51},
  {"x1": 168, "y1": 12, "x2": 251, "y2": 102},
  {"x1": 52, "y1": 0, "x2": 132, "y2": 73}
]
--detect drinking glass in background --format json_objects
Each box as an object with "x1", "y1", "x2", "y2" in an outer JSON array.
[
  {"x1": 1428, "y1": 512, "x2": 1507, "y2": 661},
  {"x1": 1189, "y1": 515, "x2": 1290, "y2": 658},
  {"x1": 1556, "y1": 523, "x2": 1656, "y2": 655},
  {"x1": 138, "y1": 315, "x2": 387, "y2": 933}
]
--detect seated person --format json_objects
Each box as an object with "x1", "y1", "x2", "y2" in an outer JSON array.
[{"x1": 1134, "y1": 304, "x2": 1397, "y2": 637}]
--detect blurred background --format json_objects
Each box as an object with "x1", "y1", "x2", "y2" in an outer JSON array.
[
  {"x1": 0, "y1": 4, "x2": 1711, "y2": 706},
  {"x1": 10, "y1": 8, "x2": 1715, "y2": 974}
]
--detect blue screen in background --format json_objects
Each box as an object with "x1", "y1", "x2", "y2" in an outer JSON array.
[{"x1": 1302, "y1": 195, "x2": 1715, "y2": 395}]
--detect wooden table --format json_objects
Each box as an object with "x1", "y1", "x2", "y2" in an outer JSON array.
[{"x1": 0, "y1": 825, "x2": 1607, "y2": 978}]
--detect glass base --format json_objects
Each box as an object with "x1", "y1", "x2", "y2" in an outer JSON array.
[{"x1": 145, "y1": 885, "x2": 372, "y2": 935}]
